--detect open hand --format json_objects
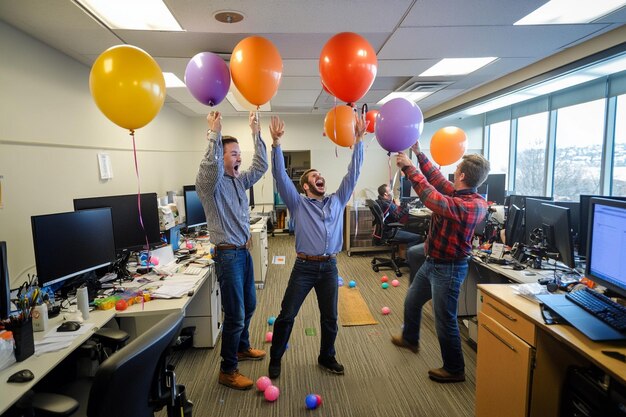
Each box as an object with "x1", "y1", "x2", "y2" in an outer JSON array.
[
  {"x1": 269, "y1": 116, "x2": 285, "y2": 146},
  {"x1": 207, "y1": 111, "x2": 221, "y2": 133},
  {"x1": 249, "y1": 112, "x2": 259, "y2": 136},
  {"x1": 354, "y1": 113, "x2": 369, "y2": 143}
]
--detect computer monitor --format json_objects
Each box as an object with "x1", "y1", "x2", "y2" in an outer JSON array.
[
  {"x1": 585, "y1": 198, "x2": 626, "y2": 297},
  {"x1": 579, "y1": 195, "x2": 626, "y2": 257},
  {"x1": 484, "y1": 173, "x2": 506, "y2": 205},
  {"x1": 553, "y1": 201, "x2": 580, "y2": 248},
  {"x1": 524, "y1": 197, "x2": 554, "y2": 245},
  {"x1": 540, "y1": 203, "x2": 575, "y2": 268},
  {"x1": 183, "y1": 185, "x2": 207, "y2": 229},
  {"x1": 73, "y1": 193, "x2": 161, "y2": 252},
  {"x1": 0, "y1": 242, "x2": 11, "y2": 320},
  {"x1": 505, "y1": 204, "x2": 524, "y2": 246},
  {"x1": 508, "y1": 194, "x2": 552, "y2": 211},
  {"x1": 32, "y1": 208, "x2": 116, "y2": 288},
  {"x1": 400, "y1": 176, "x2": 413, "y2": 202}
]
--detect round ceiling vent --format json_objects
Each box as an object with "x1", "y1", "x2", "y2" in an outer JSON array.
[{"x1": 214, "y1": 11, "x2": 244, "y2": 24}]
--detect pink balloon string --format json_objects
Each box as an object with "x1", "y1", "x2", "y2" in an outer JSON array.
[{"x1": 130, "y1": 130, "x2": 151, "y2": 262}]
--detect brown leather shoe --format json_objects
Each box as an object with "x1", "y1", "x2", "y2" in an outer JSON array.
[
  {"x1": 428, "y1": 368, "x2": 465, "y2": 383},
  {"x1": 218, "y1": 369, "x2": 254, "y2": 390},
  {"x1": 391, "y1": 334, "x2": 419, "y2": 353},
  {"x1": 237, "y1": 347, "x2": 266, "y2": 361}
]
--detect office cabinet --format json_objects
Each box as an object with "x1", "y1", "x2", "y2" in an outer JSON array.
[
  {"x1": 476, "y1": 292, "x2": 536, "y2": 417},
  {"x1": 184, "y1": 265, "x2": 222, "y2": 348},
  {"x1": 250, "y1": 219, "x2": 269, "y2": 287},
  {"x1": 343, "y1": 206, "x2": 379, "y2": 256}
]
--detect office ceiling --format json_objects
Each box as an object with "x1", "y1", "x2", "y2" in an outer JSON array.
[{"x1": 1, "y1": 0, "x2": 626, "y2": 118}]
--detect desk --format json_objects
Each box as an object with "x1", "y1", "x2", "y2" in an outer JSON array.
[
  {"x1": 0, "y1": 266, "x2": 218, "y2": 414},
  {"x1": 475, "y1": 284, "x2": 626, "y2": 417}
]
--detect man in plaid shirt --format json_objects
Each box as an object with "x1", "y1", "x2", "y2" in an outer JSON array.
[{"x1": 391, "y1": 141, "x2": 490, "y2": 383}]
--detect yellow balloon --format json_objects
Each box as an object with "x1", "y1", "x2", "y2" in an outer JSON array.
[{"x1": 89, "y1": 45, "x2": 165, "y2": 130}]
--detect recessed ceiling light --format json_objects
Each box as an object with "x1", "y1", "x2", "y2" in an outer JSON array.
[
  {"x1": 163, "y1": 72, "x2": 185, "y2": 88},
  {"x1": 214, "y1": 11, "x2": 245, "y2": 24},
  {"x1": 75, "y1": 0, "x2": 183, "y2": 31},
  {"x1": 377, "y1": 92, "x2": 431, "y2": 105},
  {"x1": 515, "y1": 0, "x2": 626, "y2": 25},
  {"x1": 420, "y1": 58, "x2": 497, "y2": 77}
]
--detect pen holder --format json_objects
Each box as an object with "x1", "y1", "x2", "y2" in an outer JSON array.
[{"x1": 8, "y1": 319, "x2": 35, "y2": 362}]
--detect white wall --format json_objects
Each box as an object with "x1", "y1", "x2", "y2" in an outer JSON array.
[{"x1": 0, "y1": 21, "x2": 484, "y2": 287}]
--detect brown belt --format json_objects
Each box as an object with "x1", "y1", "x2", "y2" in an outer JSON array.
[
  {"x1": 297, "y1": 253, "x2": 336, "y2": 262},
  {"x1": 216, "y1": 239, "x2": 251, "y2": 251}
]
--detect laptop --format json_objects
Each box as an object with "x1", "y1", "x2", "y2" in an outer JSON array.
[{"x1": 536, "y1": 294, "x2": 626, "y2": 341}]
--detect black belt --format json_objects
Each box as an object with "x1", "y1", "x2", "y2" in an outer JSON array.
[
  {"x1": 297, "y1": 253, "x2": 336, "y2": 262},
  {"x1": 426, "y1": 256, "x2": 469, "y2": 265},
  {"x1": 216, "y1": 241, "x2": 250, "y2": 251}
]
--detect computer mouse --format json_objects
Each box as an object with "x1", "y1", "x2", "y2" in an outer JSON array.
[
  {"x1": 57, "y1": 321, "x2": 81, "y2": 332},
  {"x1": 7, "y1": 369, "x2": 35, "y2": 383}
]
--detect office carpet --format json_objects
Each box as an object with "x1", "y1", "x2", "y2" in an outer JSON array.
[
  {"x1": 162, "y1": 235, "x2": 476, "y2": 417},
  {"x1": 337, "y1": 286, "x2": 379, "y2": 326}
]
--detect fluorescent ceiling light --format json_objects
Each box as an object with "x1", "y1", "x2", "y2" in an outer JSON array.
[
  {"x1": 377, "y1": 92, "x2": 431, "y2": 105},
  {"x1": 515, "y1": 0, "x2": 626, "y2": 25},
  {"x1": 419, "y1": 58, "x2": 497, "y2": 77},
  {"x1": 163, "y1": 72, "x2": 185, "y2": 88},
  {"x1": 225, "y1": 93, "x2": 271, "y2": 112},
  {"x1": 75, "y1": 0, "x2": 183, "y2": 31}
]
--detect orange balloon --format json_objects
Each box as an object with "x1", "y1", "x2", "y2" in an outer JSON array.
[
  {"x1": 430, "y1": 127, "x2": 468, "y2": 166},
  {"x1": 365, "y1": 110, "x2": 379, "y2": 133},
  {"x1": 324, "y1": 105, "x2": 356, "y2": 147},
  {"x1": 319, "y1": 32, "x2": 377, "y2": 104},
  {"x1": 230, "y1": 36, "x2": 283, "y2": 106}
]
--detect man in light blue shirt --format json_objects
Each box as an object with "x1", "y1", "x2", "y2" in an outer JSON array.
[{"x1": 267, "y1": 113, "x2": 368, "y2": 379}]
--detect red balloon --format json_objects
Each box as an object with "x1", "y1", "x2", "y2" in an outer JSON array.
[
  {"x1": 366, "y1": 110, "x2": 378, "y2": 133},
  {"x1": 319, "y1": 32, "x2": 377, "y2": 103}
]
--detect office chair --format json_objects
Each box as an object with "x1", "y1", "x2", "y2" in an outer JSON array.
[
  {"x1": 366, "y1": 199, "x2": 405, "y2": 278},
  {"x1": 29, "y1": 312, "x2": 188, "y2": 417}
]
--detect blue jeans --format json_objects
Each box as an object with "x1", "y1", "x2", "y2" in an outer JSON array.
[
  {"x1": 215, "y1": 249, "x2": 256, "y2": 373},
  {"x1": 270, "y1": 258, "x2": 339, "y2": 361},
  {"x1": 393, "y1": 229, "x2": 423, "y2": 248},
  {"x1": 402, "y1": 258, "x2": 469, "y2": 374}
]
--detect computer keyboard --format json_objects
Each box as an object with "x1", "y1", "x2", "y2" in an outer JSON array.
[
  {"x1": 566, "y1": 287, "x2": 626, "y2": 332},
  {"x1": 184, "y1": 266, "x2": 205, "y2": 276}
]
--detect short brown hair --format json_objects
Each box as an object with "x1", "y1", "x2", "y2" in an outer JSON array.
[
  {"x1": 222, "y1": 135, "x2": 238, "y2": 148},
  {"x1": 459, "y1": 154, "x2": 490, "y2": 188},
  {"x1": 378, "y1": 184, "x2": 388, "y2": 197},
  {"x1": 300, "y1": 169, "x2": 318, "y2": 188}
]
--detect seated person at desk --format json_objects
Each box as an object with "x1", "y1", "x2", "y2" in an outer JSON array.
[{"x1": 376, "y1": 184, "x2": 423, "y2": 248}]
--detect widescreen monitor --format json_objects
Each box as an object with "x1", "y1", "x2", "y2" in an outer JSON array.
[
  {"x1": 73, "y1": 193, "x2": 161, "y2": 252},
  {"x1": 585, "y1": 198, "x2": 626, "y2": 297},
  {"x1": 0, "y1": 242, "x2": 11, "y2": 320},
  {"x1": 579, "y1": 195, "x2": 626, "y2": 257},
  {"x1": 553, "y1": 201, "x2": 580, "y2": 245},
  {"x1": 540, "y1": 203, "x2": 575, "y2": 268},
  {"x1": 32, "y1": 208, "x2": 116, "y2": 288},
  {"x1": 183, "y1": 185, "x2": 207, "y2": 229}
]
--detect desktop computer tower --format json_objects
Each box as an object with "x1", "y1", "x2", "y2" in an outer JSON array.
[{"x1": 561, "y1": 366, "x2": 626, "y2": 417}]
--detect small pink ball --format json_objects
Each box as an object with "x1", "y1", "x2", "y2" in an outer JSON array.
[
  {"x1": 265, "y1": 331, "x2": 273, "y2": 342},
  {"x1": 381, "y1": 306, "x2": 391, "y2": 315},
  {"x1": 315, "y1": 394, "x2": 323, "y2": 407},
  {"x1": 149, "y1": 256, "x2": 159, "y2": 266},
  {"x1": 381, "y1": 275, "x2": 389, "y2": 283},
  {"x1": 264, "y1": 385, "x2": 280, "y2": 402},
  {"x1": 391, "y1": 279, "x2": 400, "y2": 287},
  {"x1": 186, "y1": 241, "x2": 193, "y2": 249},
  {"x1": 256, "y1": 376, "x2": 272, "y2": 392}
]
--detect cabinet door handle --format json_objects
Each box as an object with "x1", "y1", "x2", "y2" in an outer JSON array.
[
  {"x1": 481, "y1": 323, "x2": 517, "y2": 352},
  {"x1": 486, "y1": 302, "x2": 517, "y2": 322}
]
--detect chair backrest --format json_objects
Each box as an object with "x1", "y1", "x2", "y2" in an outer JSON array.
[
  {"x1": 87, "y1": 312, "x2": 184, "y2": 417},
  {"x1": 366, "y1": 199, "x2": 385, "y2": 245}
]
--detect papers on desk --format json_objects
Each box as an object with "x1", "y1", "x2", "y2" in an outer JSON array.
[
  {"x1": 511, "y1": 283, "x2": 551, "y2": 304},
  {"x1": 150, "y1": 277, "x2": 197, "y2": 299},
  {"x1": 35, "y1": 323, "x2": 95, "y2": 356},
  {"x1": 409, "y1": 207, "x2": 432, "y2": 216}
]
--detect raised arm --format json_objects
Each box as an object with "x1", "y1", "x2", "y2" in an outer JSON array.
[
  {"x1": 335, "y1": 113, "x2": 368, "y2": 205},
  {"x1": 270, "y1": 116, "x2": 300, "y2": 210},
  {"x1": 410, "y1": 142, "x2": 454, "y2": 195},
  {"x1": 196, "y1": 111, "x2": 223, "y2": 196},
  {"x1": 239, "y1": 112, "x2": 269, "y2": 189}
]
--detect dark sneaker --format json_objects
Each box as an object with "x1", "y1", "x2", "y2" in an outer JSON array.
[
  {"x1": 318, "y1": 356, "x2": 344, "y2": 375},
  {"x1": 218, "y1": 369, "x2": 253, "y2": 390},
  {"x1": 428, "y1": 367, "x2": 465, "y2": 383},
  {"x1": 391, "y1": 334, "x2": 419, "y2": 353},
  {"x1": 268, "y1": 358, "x2": 281, "y2": 379},
  {"x1": 237, "y1": 347, "x2": 266, "y2": 361}
]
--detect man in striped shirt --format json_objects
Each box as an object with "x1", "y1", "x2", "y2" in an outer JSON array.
[
  {"x1": 196, "y1": 111, "x2": 268, "y2": 390},
  {"x1": 391, "y1": 142, "x2": 490, "y2": 384}
]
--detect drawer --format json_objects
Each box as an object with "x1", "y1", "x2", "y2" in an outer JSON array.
[{"x1": 481, "y1": 293, "x2": 536, "y2": 346}]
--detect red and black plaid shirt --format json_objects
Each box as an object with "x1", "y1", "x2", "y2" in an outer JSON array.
[{"x1": 403, "y1": 153, "x2": 488, "y2": 260}]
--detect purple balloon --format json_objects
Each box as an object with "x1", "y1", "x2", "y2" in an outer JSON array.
[
  {"x1": 375, "y1": 98, "x2": 424, "y2": 152},
  {"x1": 185, "y1": 52, "x2": 230, "y2": 106}
]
